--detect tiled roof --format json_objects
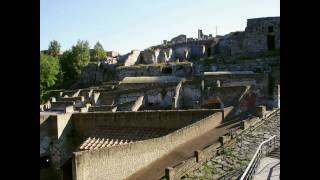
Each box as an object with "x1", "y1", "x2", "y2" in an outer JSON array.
[{"x1": 78, "y1": 127, "x2": 174, "y2": 151}]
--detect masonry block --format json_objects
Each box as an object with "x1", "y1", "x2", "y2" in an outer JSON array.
[
  {"x1": 64, "y1": 105, "x2": 74, "y2": 113},
  {"x1": 240, "y1": 120, "x2": 249, "y2": 130},
  {"x1": 165, "y1": 167, "x2": 175, "y2": 180},
  {"x1": 80, "y1": 107, "x2": 88, "y2": 113},
  {"x1": 255, "y1": 105, "x2": 266, "y2": 118},
  {"x1": 195, "y1": 150, "x2": 204, "y2": 163},
  {"x1": 50, "y1": 97, "x2": 56, "y2": 102},
  {"x1": 219, "y1": 135, "x2": 231, "y2": 145}
]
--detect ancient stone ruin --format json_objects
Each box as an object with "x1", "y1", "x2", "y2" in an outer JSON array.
[{"x1": 40, "y1": 16, "x2": 280, "y2": 180}]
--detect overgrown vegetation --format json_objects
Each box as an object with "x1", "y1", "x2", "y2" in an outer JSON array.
[
  {"x1": 40, "y1": 40, "x2": 108, "y2": 103},
  {"x1": 40, "y1": 52, "x2": 60, "y2": 102},
  {"x1": 91, "y1": 41, "x2": 107, "y2": 62}
]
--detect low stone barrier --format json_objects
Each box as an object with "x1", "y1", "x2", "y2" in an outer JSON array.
[
  {"x1": 240, "y1": 117, "x2": 260, "y2": 130},
  {"x1": 255, "y1": 105, "x2": 266, "y2": 118},
  {"x1": 88, "y1": 105, "x2": 117, "y2": 112},
  {"x1": 51, "y1": 101, "x2": 75, "y2": 112},
  {"x1": 58, "y1": 96, "x2": 84, "y2": 102},
  {"x1": 164, "y1": 108, "x2": 279, "y2": 180}
]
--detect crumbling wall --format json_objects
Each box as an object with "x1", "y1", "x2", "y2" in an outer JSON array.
[
  {"x1": 203, "y1": 86, "x2": 248, "y2": 107},
  {"x1": 216, "y1": 17, "x2": 280, "y2": 57},
  {"x1": 140, "y1": 49, "x2": 157, "y2": 64},
  {"x1": 174, "y1": 47, "x2": 190, "y2": 60},
  {"x1": 181, "y1": 83, "x2": 202, "y2": 108},
  {"x1": 40, "y1": 113, "x2": 75, "y2": 168}
]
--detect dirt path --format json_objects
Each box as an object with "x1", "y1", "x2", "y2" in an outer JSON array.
[{"x1": 127, "y1": 120, "x2": 240, "y2": 180}]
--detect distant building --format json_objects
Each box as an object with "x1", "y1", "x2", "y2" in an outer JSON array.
[
  {"x1": 216, "y1": 17, "x2": 280, "y2": 56},
  {"x1": 198, "y1": 29, "x2": 203, "y2": 39},
  {"x1": 198, "y1": 29, "x2": 213, "y2": 40},
  {"x1": 170, "y1": 34, "x2": 187, "y2": 44},
  {"x1": 107, "y1": 51, "x2": 120, "y2": 58}
]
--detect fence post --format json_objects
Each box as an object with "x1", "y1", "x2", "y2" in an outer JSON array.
[{"x1": 165, "y1": 167, "x2": 175, "y2": 180}]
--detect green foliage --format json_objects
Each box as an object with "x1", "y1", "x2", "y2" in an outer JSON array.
[
  {"x1": 40, "y1": 53, "x2": 60, "y2": 97},
  {"x1": 48, "y1": 40, "x2": 61, "y2": 57},
  {"x1": 91, "y1": 41, "x2": 106, "y2": 62},
  {"x1": 60, "y1": 40, "x2": 90, "y2": 82}
]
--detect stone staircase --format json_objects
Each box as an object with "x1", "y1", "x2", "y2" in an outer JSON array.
[
  {"x1": 268, "y1": 147, "x2": 280, "y2": 159},
  {"x1": 183, "y1": 111, "x2": 280, "y2": 180}
]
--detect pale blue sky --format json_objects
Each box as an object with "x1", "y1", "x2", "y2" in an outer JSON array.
[{"x1": 40, "y1": 0, "x2": 280, "y2": 54}]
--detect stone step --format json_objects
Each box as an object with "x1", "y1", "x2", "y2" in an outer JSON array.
[{"x1": 268, "y1": 147, "x2": 280, "y2": 159}]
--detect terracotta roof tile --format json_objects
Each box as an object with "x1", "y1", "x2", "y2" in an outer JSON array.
[{"x1": 78, "y1": 127, "x2": 175, "y2": 151}]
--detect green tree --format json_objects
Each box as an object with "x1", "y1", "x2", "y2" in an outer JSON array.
[
  {"x1": 91, "y1": 41, "x2": 106, "y2": 62},
  {"x1": 40, "y1": 53, "x2": 60, "y2": 95},
  {"x1": 60, "y1": 40, "x2": 90, "y2": 82},
  {"x1": 48, "y1": 40, "x2": 61, "y2": 57}
]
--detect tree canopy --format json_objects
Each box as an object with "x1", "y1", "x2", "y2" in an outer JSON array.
[
  {"x1": 48, "y1": 40, "x2": 61, "y2": 57},
  {"x1": 40, "y1": 53, "x2": 60, "y2": 95},
  {"x1": 60, "y1": 40, "x2": 90, "y2": 81},
  {"x1": 91, "y1": 41, "x2": 106, "y2": 62}
]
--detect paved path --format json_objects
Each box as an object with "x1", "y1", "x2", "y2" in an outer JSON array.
[
  {"x1": 253, "y1": 157, "x2": 280, "y2": 180},
  {"x1": 184, "y1": 110, "x2": 280, "y2": 180},
  {"x1": 252, "y1": 147, "x2": 280, "y2": 180}
]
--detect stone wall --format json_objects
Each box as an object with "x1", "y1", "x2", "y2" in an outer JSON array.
[
  {"x1": 203, "y1": 86, "x2": 249, "y2": 107},
  {"x1": 117, "y1": 63, "x2": 193, "y2": 80},
  {"x1": 40, "y1": 113, "x2": 75, "y2": 168},
  {"x1": 181, "y1": 83, "x2": 202, "y2": 109},
  {"x1": 118, "y1": 50, "x2": 141, "y2": 66},
  {"x1": 72, "y1": 111, "x2": 223, "y2": 180},
  {"x1": 244, "y1": 17, "x2": 280, "y2": 53},
  {"x1": 216, "y1": 17, "x2": 280, "y2": 57},
  {"x1": 71, "y1": 110, "x2": 218, "y2": 139}
]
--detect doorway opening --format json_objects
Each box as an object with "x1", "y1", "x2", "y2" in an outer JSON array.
[
  {"x1": 61, "y1": 159, "x2": 73, "y2": 180},
  {"x1": 267, "y1": 35, "x2": 275, "y2": 51}
]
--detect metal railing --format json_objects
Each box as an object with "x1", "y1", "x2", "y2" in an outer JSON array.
[{"x1": 239, "y1": 135, "x2": 278, "y2": 180}]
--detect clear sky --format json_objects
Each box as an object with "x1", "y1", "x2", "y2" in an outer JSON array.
[{"x1": 40, "y1": 0, "x2": 280, "y2": 54}]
